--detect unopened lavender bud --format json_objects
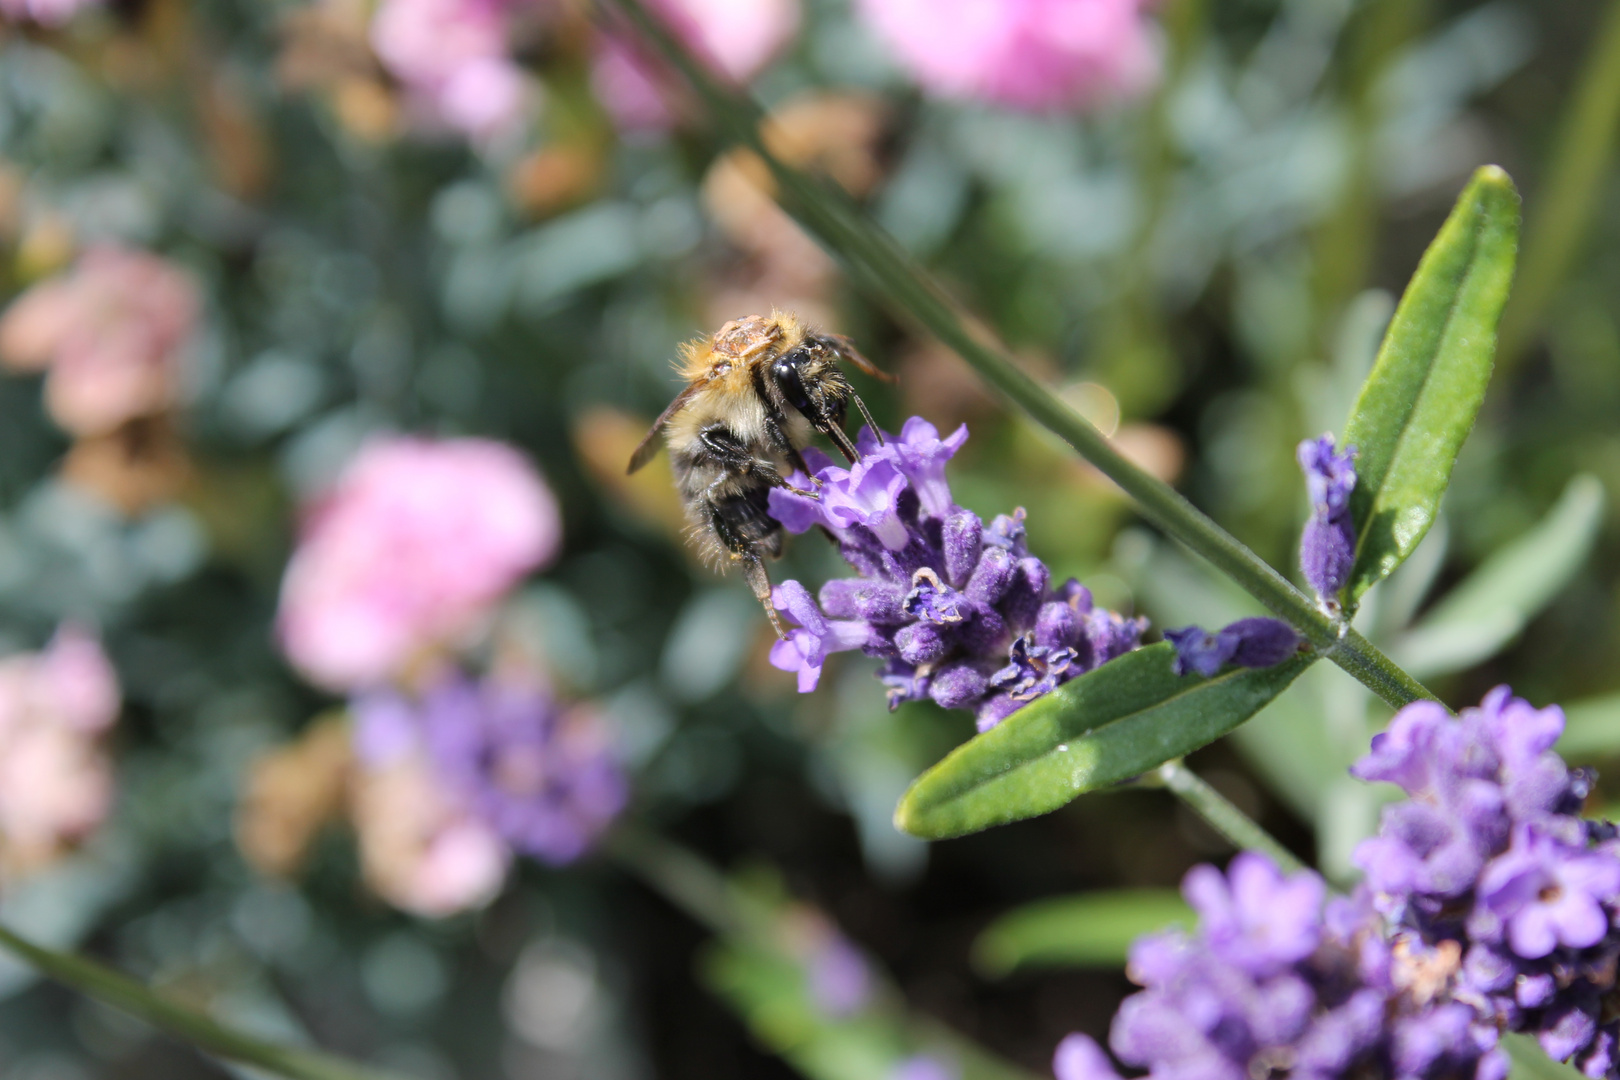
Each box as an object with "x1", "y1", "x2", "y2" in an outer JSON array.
[
  {"x1": 942, "y1": 510, "x2": 983, "y2": 587},
  {"x1": 1001, "y1": 557, "x2": 1050, "y2": 630},
  {"x1": 965, "y1": 546, "x2": 1016, "y2": 604},
  {"x1": 1164, "y1": 617, "x2": 1297, "y2": 676},
  {"x1": 929, "y1": 662, "x2": 988, "y2": 709},
  {"x1": 896, "y1": 622, "x2": 950, "y2": 665},
  {"x1": 1035, "y1": 601, "x2": 1080, "y2": 652},
  {"x1": 1297, "y1": 435, "x2": 1358, "y2": 610}
]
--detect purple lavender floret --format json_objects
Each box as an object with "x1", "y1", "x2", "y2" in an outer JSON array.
[
  {"x1": 1051, "y1": 853, "x2": 1508, "y2": 1080},
  {"x1": 1351, "y1": 688, "x2": 1620, "y2": 1077},
  {"x1": 767, "y1": 417, "x2": 1146, "y2": 731},
  {"x1": 411, "y1": 673, "x2": 628, "y2": 864},
  {"x1": 1165, "y1": 617, "x2": 1302, "y2": 677},
  {"x1": 1297, "y1": 435, "x2": 1358, "y2": 611}
]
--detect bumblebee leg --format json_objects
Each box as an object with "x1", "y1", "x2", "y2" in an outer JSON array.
[
  {"x1": 707, "y1": 499, "x2": 786, "y2": 637},
  {"x1": 739, "y1": 554, "x2": 784, "y2": 638},
  {"x1": 698, "y1": 426, "x2": 819, "y2": 499}
]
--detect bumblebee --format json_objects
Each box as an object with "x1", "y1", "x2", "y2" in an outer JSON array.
[{"x1": 627, "y1": 312, "x2": 887, "y2": 635}]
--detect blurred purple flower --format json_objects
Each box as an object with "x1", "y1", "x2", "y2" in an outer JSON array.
[
  {"x1": 1055, "y1": 853, "x2": 1508, "y2": 1080},
  {"x1": 419, "y1": 674, "x2": 628, "y2": 865},
  {"x1": 1348, "y1": 688, "x2": 1620, "y2": 1076},
  {"x1": 807, "y1": 934, "x2": 873, "y2": 1018},
  {"x1": 1473, "y1": 826, "x2": 1620, "y2": 958}
]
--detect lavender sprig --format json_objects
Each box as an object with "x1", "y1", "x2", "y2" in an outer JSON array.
[
  {"x1": 1298, "y1": 435, "x2": 1359, "y2": 612},
  {"x1": 1352, "y1": 688, "x2": 1620, "y2": 1076},
  {"x1": 766, "y1": 418, "x2": 1146, "y2": 731},
  {"x1": 1054, "y1": 852, "x2": 1509, "y2": 1080},
  {"x1": 1057, "y1": 687, "x2": 1620, "y2": 1080}
]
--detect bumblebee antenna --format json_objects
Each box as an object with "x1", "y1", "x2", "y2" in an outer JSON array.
[
  {"x1": 824, "y1": 420, "x2": 861, "y2": 464},
  {"x1": 850, "y1": 392, "x2": 884, "y2": 447}
]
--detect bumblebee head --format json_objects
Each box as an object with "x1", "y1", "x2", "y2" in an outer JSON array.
[{"x1": 770, "y1": 336, "x2": 878, "y2": 463}]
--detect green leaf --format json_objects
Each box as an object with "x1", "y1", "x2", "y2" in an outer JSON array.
[
  {"x1": 972, "y1": 890, "x2": 1192, "y2": 976},
  {"x1": 1391, "y1": 475, "x2": 1604, "y2": 678},
  {"x1": 895, "y1": 645, "x2": 1315, "y2": 840},
  {"x1": 1554, "y1": 692, "x2": 1620, "y2": 763},
  {"x1": 1504, "y1": 1032, "x2": 1585, "y2": 1080},
  {"x1": 1342, "y1": 165, "x2": 1521, "y2": 606}
]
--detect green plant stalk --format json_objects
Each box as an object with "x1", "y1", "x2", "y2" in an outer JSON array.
[
  {"x1": 1156, "y1": 760, "x2": 1305, "y2": 874},
  {"x1": 1497, "y1": 0, "x2": 1620, "y2": 366},
  {"x1": 0, "y1": 924, "x2": 408, "y2": 1080},
  {"x1": 600, "y1": 0, "x2": 1436, "y2": 712},
  {"x1": 1311, "y1": 0, "x2": 1429, "y2": 329},
  {"x1": 606, "y1": 826, "x2": 1042, "y2": 1080}
]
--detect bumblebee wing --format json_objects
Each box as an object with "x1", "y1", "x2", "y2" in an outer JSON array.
[
  {"x1": 627, "y1": 382, "x2": 703, "y2": 474},
  {"x1": 824, "y1": 334, "x2": 896, "y2": 383}
]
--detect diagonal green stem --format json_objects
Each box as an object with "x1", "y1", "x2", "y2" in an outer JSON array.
[
  {"x1": 600, "y1": 0, "x2": 1437, "y2": 712},
  {"x1": 605, "y1": 825, "x2": 1044, "y2": 1080},
  {"x1": 1156, "y1": 760, "x2": 1304, "y2": 874},
  {"x1": 0, "y1": 923, "x2": 411, "y2": 1080},
  {"x1": 1497, "y1": 0, "x2": 1620, "y2": 366}
]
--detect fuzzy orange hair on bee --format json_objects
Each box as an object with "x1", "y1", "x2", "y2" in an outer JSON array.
[{"x1": 627, "y1": 312, "x2": 891, "y2": 635}]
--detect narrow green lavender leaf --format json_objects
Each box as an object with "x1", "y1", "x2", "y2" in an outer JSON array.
[
  {"x1": 1343, "y1": 166, "x2": 1520, "y2": 605},
  {"x1": 971, "y1": 890, "x2": 1192, "y2": 975},
  {"x1": 894, "y1": 645, "x2": 1314, "y2": 840},
  {"x1": 1552, "y1": 692, "x2": 1620, "y2": 763},
  {"x1": 1392, "y1": 474, "x2": 1604, "y2": 678},
  {"x1": 1503, "y1": 1032, "x2": 1586, "y2": 1080}
]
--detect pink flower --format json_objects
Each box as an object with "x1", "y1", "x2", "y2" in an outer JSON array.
[
  {"x1": 0, "y1": 247, "x2": 200, "y2": 437},
  {"x1": 592, "y1": 0, "x2": 800, "y2": 132},
  {"x1": 0, "y1": 0, "x2": 101, "y2": 26},
  {"x1": 350, "y1": 755, "x2": 511, "y2": 917},
  {"x1": 349, "y1": 690, "x2": 510, "y2": 916},
  {"x1": 855, "y1": 0, "x2": 1159, "y2": 112},
  {"x1": 277, "y1": 436, "x2": 561, "y2": 692},
  {"x1": 0, "y1": 627, "x2": 120, "y2": 874},
  {"x1": 369, "y1": 0, "x2": 532, "y2": 139}
]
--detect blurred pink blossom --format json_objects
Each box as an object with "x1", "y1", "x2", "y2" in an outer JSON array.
[
  {"x1": 592, "y1": 0, "x2": 800, "y2": 132},
  {"x1": 0, "y1": 0, "x2": 101, "y2": 26},
  {"x1": 369, "y1": 0, "x2": 532, "y2": 140},
  {"x1": 0, "y1": 626, "x2": 120, "y2": 874},
  {"x1": 0, "y1": 247, "x2": 201, "y2": 437},
  {"x1": 350, "y1": 690, "x2": 509, "y2": 916},
  {"x1": 277, "y1": 436, "x2": 561, "y2": 692},
  {"x1": 855, "y1": 0, "x2": 1159, "y2": 112},
  {"x1": 351, "y1": 755, "x2": 511, "y2": 917}
]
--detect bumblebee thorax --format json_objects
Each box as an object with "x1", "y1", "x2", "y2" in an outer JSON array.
[{"x1": 712, "y1": 315, "x2": 783, "y2": 361}]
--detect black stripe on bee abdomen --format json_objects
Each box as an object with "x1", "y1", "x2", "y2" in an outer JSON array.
[{"x1": 710, "y1": 485, "x2": 783, "y2": 559}]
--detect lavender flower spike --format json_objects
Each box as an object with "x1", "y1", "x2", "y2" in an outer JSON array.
[
  {"x1": 1298, "y1": 434, "x2": 1358, "y2": 611},
  {"x1": 767, "y1": 418, "x2": 1146, "y2": 729},
  {"x1": 1164, "y1": 617, "x2": 1301, "y2": 677},
  {"x1": 1051, "y1": 851, "x2": 1510, "y2": 1080}
]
